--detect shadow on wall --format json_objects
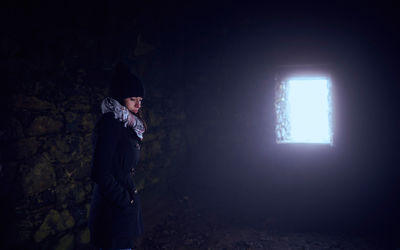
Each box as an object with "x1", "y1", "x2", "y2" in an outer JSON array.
[{"x1": 181, "y1": 53, "x2": 400, "y2": 233}]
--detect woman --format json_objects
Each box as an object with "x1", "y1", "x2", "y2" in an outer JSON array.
[{"x1": 89, "y1": 63, "x2": 146, "y2": 250}]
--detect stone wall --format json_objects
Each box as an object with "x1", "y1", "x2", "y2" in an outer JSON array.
[{"x1": 0, "y1": 5, "x2": 187, "y2": 249}]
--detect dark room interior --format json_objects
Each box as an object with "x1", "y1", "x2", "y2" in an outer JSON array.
[{"x1": 1, "y1": 1, "x2": 399, "y2": 249}]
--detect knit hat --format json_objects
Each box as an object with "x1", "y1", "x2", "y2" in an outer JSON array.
[{"x1": 109, "y1": 62, "x2": 145, "y2": 102}]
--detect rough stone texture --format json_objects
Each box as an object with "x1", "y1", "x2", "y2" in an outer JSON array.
[
  {"x1": 79, "y1": 228, "x2": 90, "y2": 244},
  {"x1": 9, "y1": 137, "x2": 41, "y2": 160},
  {"x1": 2, "y1": 41, "x2": 187, "y2": 250},
  {"x1": 1, "y1": 3, "x2": 188, "y2": 249},
  {"x1": 13, "y1": 95, "x2": 56, "y2": 112},
  {"x1": 63, "y1": 96, "x2": 92, "y2": 112},
  {"x1": 54, "y1": 233, "x2": 74, "y2": 250},
  {"x1": 80, "y1": 113, "x2": 96, "y2": 132},
  {"x1": 33, "y1": 209, "x2": 75, "y2": 243},
  {"x1": 27, "y1": 116, "x2": 64, "y2": 136},
  {"x1": 22, "y1": 153, "x2": 57, "y2": 196},
  {"x1": 55, "y1": 181, "x2": 88, "y2": 206},
  {"x1": 64, "y1": 112, "x2": 79, "y2": 124}
]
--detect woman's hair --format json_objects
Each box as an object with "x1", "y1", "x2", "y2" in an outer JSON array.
[{"x1": 135, "y1": 109, "x2": 147, "y2": 133}]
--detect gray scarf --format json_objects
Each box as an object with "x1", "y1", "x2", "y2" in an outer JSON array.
[{"x1": 101, "y1": 97, "x2": 145, "y2": 140}]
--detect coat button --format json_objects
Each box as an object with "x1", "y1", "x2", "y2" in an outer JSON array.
[{"x1": 130, "y1": 200, "x2": 134, "y2": 204}]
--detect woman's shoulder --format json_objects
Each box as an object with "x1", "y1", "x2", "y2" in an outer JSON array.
[{"x1": 96, "y1": 112, "x2": 124, "y2": 131}]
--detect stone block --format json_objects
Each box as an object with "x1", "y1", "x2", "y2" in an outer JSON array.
[
  {"x1": 79, "y1": 133, "x2": 93, "y2": 154},
  {"x1": 54, "y1": 233, "x2": 74, "y2": 250},
  {"x1": 79, "y1": 227, "x2": 90, "y2": 244},
  {"x1": 80, "y1": 113, "x2": 96, "y2": 132},
  {"x1": 65, "y1": 113, "x2": 96, "y2": 133},
  {"x1": 22, "y1": 152, "x2": 56, "y2": 196},
  {"x1": 55, "y1": 181, "x2": 87, "y2": 205},
  {"x1": 13, "y1": 95, "x2": 55, "y2": 111},
  {"x1": 27, "y1": 116, "x2": 63, "y2": 136},
  {"x1": 63, "y1": 95, "x2": 91, "y2": 112},
  {"x1": 33, "y1": 209, "x2": 75, "y2": 243},
  {"x1": 64, "y1": 112, "x2": 79, "y2": 123}
]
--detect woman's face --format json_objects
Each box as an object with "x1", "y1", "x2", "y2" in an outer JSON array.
[{"x1": 123, "y1": 97, "x2": 143, "y2": 114}]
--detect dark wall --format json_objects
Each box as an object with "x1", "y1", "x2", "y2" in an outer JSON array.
[
  {"x1": 179, "y1": 1, "x2": 400, "y2": 232},
  {"x1": 1, "y1": 1, "x2": 399, "y2": 249},
  {"x1": 1, "y1": 1, "x2": 188, "y2": 249}
]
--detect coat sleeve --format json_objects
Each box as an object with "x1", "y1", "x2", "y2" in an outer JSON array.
[{"x1": 91, "y1": 113, "x2": 131, "y2": 208}]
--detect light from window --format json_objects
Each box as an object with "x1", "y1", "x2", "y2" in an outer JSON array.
[{"x1": 275, "y1": 76, "x2": 333, "y2": 145}]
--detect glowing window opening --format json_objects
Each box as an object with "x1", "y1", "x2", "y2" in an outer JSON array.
[{"x1": 275, "y1": 75, "x2": 333, "y2": 145}]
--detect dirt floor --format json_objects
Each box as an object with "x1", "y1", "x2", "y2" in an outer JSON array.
[{"x1": 135, "y1": 195, "x2": 398, "y2": 250}]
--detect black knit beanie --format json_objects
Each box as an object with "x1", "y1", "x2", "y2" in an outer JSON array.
[{"x1": 109, "y1": 63, "x2": 145, "y2": 103}]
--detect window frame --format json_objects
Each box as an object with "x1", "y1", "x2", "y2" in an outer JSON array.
[{"x1": 274, "y1": 65, "x2": 334, "y2": 146}]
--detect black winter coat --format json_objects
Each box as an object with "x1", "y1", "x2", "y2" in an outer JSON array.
[{"x1": 89, "y1": 112, "x2": 143, "y2": 249}]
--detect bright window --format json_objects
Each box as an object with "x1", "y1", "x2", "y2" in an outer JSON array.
[{"x1": 275, "y1": 75, "x2": 333, "y2": 145}]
